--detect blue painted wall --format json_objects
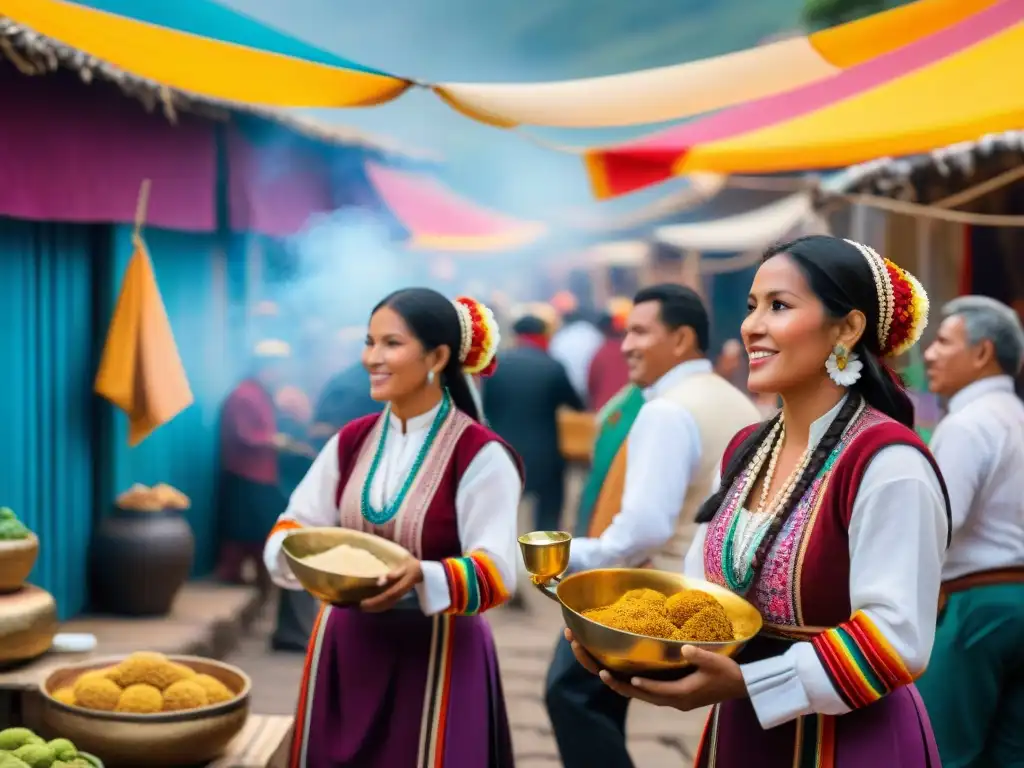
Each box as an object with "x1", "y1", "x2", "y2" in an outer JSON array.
[{"x1": 0, "y1": 217, "x2": 99, "y2": 619}]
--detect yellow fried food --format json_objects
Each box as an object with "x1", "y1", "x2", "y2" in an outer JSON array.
[
  {"x1": 116, "y1": 683, "x2": 164, "y2": 714},
  {"x1": 665, "y1": 590, "x2": 718, "y2": 627},
  {"x1": 113, "y1": 652, "x2": 193, "y2": 690},
  {"x1": 162, "y1": 679, "x2": 209, "y2": 711},
  {"x1": 192, "y1": 674, "x2": 234, "y2": 705},
  {"x1": 617, "y1": 588, "x2": 667, "y2": 609},
  {"x1": 676, "y1": 604, "x2": 735, "y2": 642},
  {"x1": 73, "y1": 677, "x2": 121, "y2": 711},
  {"x1": 51, "y1": 687, "x2": 76, "y2": 705},
  {"x1": 583, "y1": 587, "x2": 735, "y2": 641},
  {"x1": 584, "y1": 600, "x2": 676, "y2": 638}
]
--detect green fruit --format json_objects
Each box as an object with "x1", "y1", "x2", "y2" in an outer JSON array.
[
  {"x1": 44, "y1": 742, "x2": 74, "y2": 762},
  {"x1": 0, "y1": 730, "x2": 36, "y2": 751},
  {"x1": 0, "y1": 756, "x2": 31, "y2": 768},
  {"x1": 10, "y1": 743, "x2": 54, "y2": 768}
]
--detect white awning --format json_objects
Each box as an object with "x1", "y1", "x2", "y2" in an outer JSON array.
[{"x1": 655, "y1": 193, "x2": 818, "y2": 253}]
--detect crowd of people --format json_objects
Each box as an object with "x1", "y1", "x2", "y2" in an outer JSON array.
[{"x1": 214, "y1": 234, "x2": 1023, "y2": 768}]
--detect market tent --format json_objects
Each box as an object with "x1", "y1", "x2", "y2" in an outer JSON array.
[
  {"x1": 586, "y1": 0, "x2": 1024, "y2": 197},
  {"x1": 432, "y1": 0, "x2": 989, "y2": 128},
  {"x1": 655, "y1": 193, "x2": 817, "y2": 252},
  {"x1": 0, "y1": 0, "x2": 991, "y2": 126},
  {"x1": 0, "y1": 0, "x2": 409, "y2": 106},
  {"x1": 365, "y1": 163, "x2": 547, "y2": 253}
]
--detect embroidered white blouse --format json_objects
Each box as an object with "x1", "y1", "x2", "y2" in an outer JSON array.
[
  {"x1": 263, "y1": 402, "x2": 522, "y2": 616},
  {"x1": 684, "y1": 397, "x2": 949, "y2": 729}
]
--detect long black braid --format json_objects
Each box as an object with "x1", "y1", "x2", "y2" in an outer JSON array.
[{"x1": 695, "y1": 395, "x2": 863, "y2": 583}]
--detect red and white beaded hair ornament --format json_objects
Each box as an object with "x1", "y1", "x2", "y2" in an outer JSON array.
[
  {"x1": 451, "y1": 296, "x2": 501, "y2": 377},
  {"x1": 843, "y1": 240, "x2": 930, "y2": 357}
]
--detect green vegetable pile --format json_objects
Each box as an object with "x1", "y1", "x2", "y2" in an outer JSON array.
[
  {"x1": 0, "y1": 728, "x2": 100, "y2": 768},
  {"x1": 0, "y1": 508, "x2": 31, "y2": 541}
]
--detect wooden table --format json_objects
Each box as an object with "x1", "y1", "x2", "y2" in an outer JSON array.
[{"x1": 207, "y1": 715, "x2": 293, "y2": 768}]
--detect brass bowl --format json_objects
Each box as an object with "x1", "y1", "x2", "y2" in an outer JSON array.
[
  {"x1": 282, "y1": 527, "x2": 413, "y2": 605},
  {"x1": 0, "y1": 583, "x2": 57, "y2": 667},
  {"x1": 39, "y1": 655, "x2": 251, "y2": 767},
  {"x1": 0, "y1": 533, "x2": 39, "y2": 593},
  {"x1": 554, "y1": 569, "x2": 762, "y2": 677},
  {"x1": 518, "y1": 531, "x2": 571, "y2": 584}
]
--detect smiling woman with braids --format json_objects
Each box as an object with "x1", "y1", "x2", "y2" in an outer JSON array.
[
  {"x1": 566, "y1": 236, "x2": 951, "y2": 766},
  {"x1": 263, "y1": 288, "x2": 523, "y2": 768}
]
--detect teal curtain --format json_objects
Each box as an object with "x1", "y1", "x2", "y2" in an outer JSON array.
[
  {"x1": 0, "y1": 218, "x2": 98, "y2": 619},
  {"x1": 96, "y1": 226, "x2": 231, "y2": 576}
]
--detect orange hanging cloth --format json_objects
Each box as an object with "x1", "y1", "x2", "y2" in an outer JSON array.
[{"x1": 94, "y1": 235, "x2": 194, "y2": 446}]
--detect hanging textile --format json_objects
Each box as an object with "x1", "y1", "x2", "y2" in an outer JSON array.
[{"x1": 94, "y1": 234, "x2": 193, "y2": 445}]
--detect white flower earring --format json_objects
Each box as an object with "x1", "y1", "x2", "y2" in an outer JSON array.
[
  {"x1": 825, "y1": 343, "x2": 862, "y2": 386},
  {"x1": 427, "y1": 370, "x2": 436, "y2": 386}
]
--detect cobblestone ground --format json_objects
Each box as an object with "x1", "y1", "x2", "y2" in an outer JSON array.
[{"x1": 226, "y1": 585, "x2": 706, "y2": 766}]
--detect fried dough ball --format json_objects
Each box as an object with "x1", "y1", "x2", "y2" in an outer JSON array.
[
  {"x1": 619, "y1": 588, "x2": 668, "y2": 610},
  {"x1": 665, "y1": 590, "x2": 718, "y2": 627},
  {"x1": 162, "y1": 679, "x2": 209, "y2": 711},
  {"x1": 51, "y1": 687, "x2": 76, "y2": 706},
  {"x1": 72, "y1": 676, "x2": 121, "y2": 711},
  {"x1": 113, "y1": 652, "x2": 193, "y2": 690},
  {"x1": 583, "y1": 587, "x2": 735, "y2": 642},
  {"x1": 675, "y1": 604, "x2": 735, "y2": 642},
  {"x1": 116, "y1": 683, "x2": 164, "y2": 714},
  {"x1": 584, "y1": 600, "x2": 676, "y2": 638},
  {"x1": 192, "y1": 674, "x2": 233, "y2": 705}
]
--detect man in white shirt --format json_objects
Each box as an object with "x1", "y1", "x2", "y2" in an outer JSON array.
[
  {"x1": 549, "y1": 309, "x2": 605, "y2": 403},
  {"x1": 917, "y1": 295, "x2": 1024, "y2": 768},
  {"x1": 544, "y1": 284, "x2": 759, "y2": 768}
]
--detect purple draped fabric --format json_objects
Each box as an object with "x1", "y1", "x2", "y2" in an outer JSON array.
[{"x1": 0, "y1": 69, "x2": 216, "y2": 231}]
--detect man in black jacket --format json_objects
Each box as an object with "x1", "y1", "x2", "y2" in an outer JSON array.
[{"x1": 483, "y1": 316, "x2": 584, "y2": 534}]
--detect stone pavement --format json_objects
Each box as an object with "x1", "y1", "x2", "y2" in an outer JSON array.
[{"x1": 224, "y1": 584, "x2": 707, "y2": 767}]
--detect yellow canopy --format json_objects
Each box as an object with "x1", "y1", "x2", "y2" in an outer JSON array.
[
  {"x1": 94, "y1": 237, "x2": 194, "y2": 446},
  {"x1": 0, "y1": 0, "x2": 409, "y2": 107}
]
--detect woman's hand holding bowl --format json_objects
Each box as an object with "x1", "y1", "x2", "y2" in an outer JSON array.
[
  {"x1": 359, "y1": 558, "x2": 424, "y2": 612},
  {"x1": 564, "y1": 628, "x2": 748, "y2": 711}
]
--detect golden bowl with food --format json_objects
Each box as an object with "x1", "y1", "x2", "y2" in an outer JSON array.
[
  {"x1": 282, "y1": 527, "x2": 413, "y2": 605},
  {"x1": 39, "y1": 653, "x2": 251, "y2": 767},
  {"x1": 552, "y1": 569, "x2": 762, "y2": 678}
]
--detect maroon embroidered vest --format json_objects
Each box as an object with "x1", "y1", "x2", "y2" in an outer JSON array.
[
  {"x1": 331, "y1": 411, "x2": 523, "y2": 562},
  {"x1": 704, "y1": 407, "x2": 947, "y2": 631}
]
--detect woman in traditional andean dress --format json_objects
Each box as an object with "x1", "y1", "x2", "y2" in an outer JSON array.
[
  {"x1": 566, "y1": 236, "x2": 950, "y2": 767},
  {"x1": 264, "y1": 288, "x2": 523, "y2": 768}
]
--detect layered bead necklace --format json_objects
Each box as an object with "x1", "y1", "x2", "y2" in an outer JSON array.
[
  {"x1": 722, "y1": 416, "x2": 816, "y2": 592},
  {"x1": 360, "y1": 395, "x2": 451, "y2": 525}
]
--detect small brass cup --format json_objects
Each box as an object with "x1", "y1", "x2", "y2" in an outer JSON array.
[{"x1": 518, "y1": 531, "x2": 571, "y2": 585}]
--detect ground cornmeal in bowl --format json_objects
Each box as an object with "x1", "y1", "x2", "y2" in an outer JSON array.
[{"x1": 582, "y1": 587, "x2": 735, "y2": 642}]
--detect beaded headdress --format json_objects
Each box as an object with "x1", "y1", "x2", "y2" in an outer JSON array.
[
  {"x1": 452, "y1": 296, "x2": 501, "y2": 377},
  {"x1": 842, "y1": 240, "x2": 929, "y2": 358}
]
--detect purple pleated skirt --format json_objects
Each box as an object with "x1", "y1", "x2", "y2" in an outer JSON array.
[
  {"x1": 696, "y1": 684, "x2": 941, "y2": 767},
  {"x1": 289, "y1": 604, "x2": 514, "y2": 768}
]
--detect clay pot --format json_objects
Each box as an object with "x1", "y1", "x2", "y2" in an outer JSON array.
[
  {"x1": 0, "y1": 583, "x2": 58, "y2": 667},
  {"x1": 90, "y1": 508, "x2": 194, "y2": 616},
  {"x1": 0, "y1": 533, "x2": 39, "y2": 593}
]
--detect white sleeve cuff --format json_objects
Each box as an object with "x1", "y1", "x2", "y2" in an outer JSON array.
[
  {"x1": 740, "y1": 643, "x2": 851, "y2": 729},
  {"x1": 415, "y1": 561, "x2": 452, "y2": 616},
  {"x1": 263, "y1": 529, "x2": 303, "y2": 591}
]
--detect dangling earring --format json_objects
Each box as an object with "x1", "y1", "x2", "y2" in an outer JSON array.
[
  {"x1": 825, "y1": 343, "x2": 863, "y2": 386},
  {"x1": 427, "y1": 370, "x2": 436, "y2": 386}
]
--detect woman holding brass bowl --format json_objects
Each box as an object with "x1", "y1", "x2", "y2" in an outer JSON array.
[
  {"x1": 263, "y1": 288, "x2": 523, "y2": 768},
  {"x1": 567, "y1": 237, "x2": 950, "y2": 767}
]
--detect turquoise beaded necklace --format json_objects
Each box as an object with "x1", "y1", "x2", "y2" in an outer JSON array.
[{"x1": 360, "y1": 394, "x2": 451, "y2": 525}]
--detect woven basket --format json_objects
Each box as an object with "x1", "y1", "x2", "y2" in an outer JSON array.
[{"x1": 557, "y1": 409, "x2": 596, "y2": 462}]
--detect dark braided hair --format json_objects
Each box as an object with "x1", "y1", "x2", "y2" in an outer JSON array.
[{"x1": 695, "y1": 237, "x2": 916, "y2": 576}]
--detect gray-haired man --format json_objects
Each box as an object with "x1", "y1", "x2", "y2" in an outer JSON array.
[{"x1": 918, "y1": 295, "x2": 1024, "y2": 768}]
